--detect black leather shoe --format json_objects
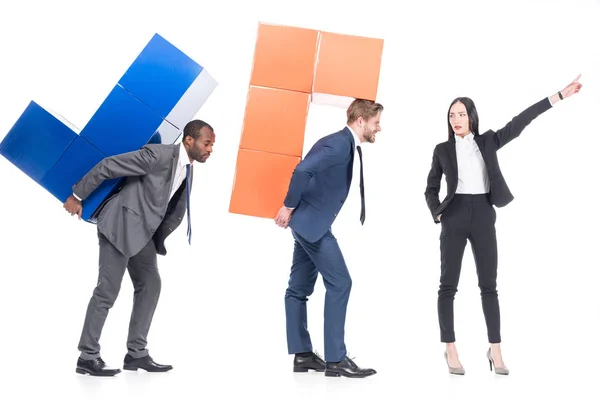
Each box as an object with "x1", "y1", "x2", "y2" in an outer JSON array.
[
  {"x1": 293, "y1": 352, "x2": 326, "y2": 372},
  {"x1": 123, "y1": 354, "x2": 173, "y2": 372},
  {"x1": 76, "y1": 357, "x2": 121, "y2": 376},
  {"x1": 325, "y1": 356, "x2": 376, "y2": 378}
]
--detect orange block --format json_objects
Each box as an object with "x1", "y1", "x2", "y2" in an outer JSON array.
[
  {"x1": 313, "y1": 31, "x2": 384, "y2": 100},
  {"x1": 229, "y1": 149, "x2": 300, "y2": 219},
  {"x1": 250, "y1": 23, "x2": 319, "y2": 93},
  {"x1": 239, "y1": 86, "x2": 310, "y2": 157}
]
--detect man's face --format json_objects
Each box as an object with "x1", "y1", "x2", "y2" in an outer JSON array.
[
  {"x1": 187, "y1": 127, "x2": 215, "y2": 163},
  {"x1": 360, "y1": 112, "x2": 382, "y2": 143}
]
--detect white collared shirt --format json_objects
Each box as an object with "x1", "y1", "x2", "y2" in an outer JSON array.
[
  {"x1": 455, "y1": 132, "x2": 490, "y2": 194},
  {"x1": 333, "y1": 125, "x2": 363, "y2": 227},
  {"x1": 169, "y1": 142, "x2": 192, "y2": 200}
]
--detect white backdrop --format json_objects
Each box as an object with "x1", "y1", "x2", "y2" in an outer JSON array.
[{"x1": 0, "y1": 0, "x2": 599, "y2": 399}]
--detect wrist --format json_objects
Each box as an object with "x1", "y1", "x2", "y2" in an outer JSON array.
[{"x1": 549, "y1": 92, "x2": 561, "y2": 106}]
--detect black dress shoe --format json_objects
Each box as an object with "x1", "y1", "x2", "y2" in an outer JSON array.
[
  {"x1": 293, "y1": 352, "x2": 326, "y2": 372},
  {"x1": 325, "y1": 356, "x2": 377, "y2": 378},
  {"x1": 123, "y1": 354, "x2": 173, "y2": 372},
  {"x1": 76, "y1": 357, "x2": 121, "y2": 376}
]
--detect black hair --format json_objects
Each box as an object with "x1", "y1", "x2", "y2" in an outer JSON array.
[
  {"x1": 447, "y1": 97, "x2": 479, "y2": 140},
  {"x1": 183, "y1": 120, "x2": 214, "y2": 140}
]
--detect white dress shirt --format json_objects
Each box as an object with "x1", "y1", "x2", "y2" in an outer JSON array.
[
  {"x1": 455, "y1": 132, "x2": 490, "y2": 194},
  {"x1": 333, "y1": 126, "x2": 362, "y2": 226},
  {"x1": 169, "y1": 142, "x2": 192, "y2": 200}
]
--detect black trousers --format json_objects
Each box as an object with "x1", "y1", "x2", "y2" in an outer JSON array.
[{"x1": 438, "y1": 194, "x2": 501, "y2": 343}]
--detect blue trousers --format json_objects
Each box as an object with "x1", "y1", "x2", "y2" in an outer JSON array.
[{"x1": 284, "y1": 229, "x2": 352, "y2": 362}]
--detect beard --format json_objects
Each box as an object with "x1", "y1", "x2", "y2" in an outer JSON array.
[
  {"x1": 364, "y1": 127, "x2": 377, "y2": 143},
  {"x1": 189, "y1": 148, "x2": 208, "y2": 163}
]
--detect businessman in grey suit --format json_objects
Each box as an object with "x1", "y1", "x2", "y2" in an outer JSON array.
[{"x1": 63, "y1": 120, "x2": 215, "y2": 376}]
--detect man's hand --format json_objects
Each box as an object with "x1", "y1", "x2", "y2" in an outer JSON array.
[
  {"x1": 436, "y1": 214, "x2": 441, "y2": 222},
  {"x1": 63, "y1": 194, "x2": 83, "y2": 219},
  {"x1": 274, "y1": 206, "x2": 294, "y2": 229}
]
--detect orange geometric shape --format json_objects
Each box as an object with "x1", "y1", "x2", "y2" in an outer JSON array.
[
  {"x1": 229, "y1": 149, "x2": 300, "y2": 219},
  {"x1": 313, "y1": 31, "x2": 384, "y2": 101},
  {"x1": 229, "y1": 22, "x2": 384, "y2": 219},
  {"x1": 250, "y1": 23, "x2": 319, "y2": 93},
  {"x1": 239, "y1": 86, "x2": 310, "y2": 157}
]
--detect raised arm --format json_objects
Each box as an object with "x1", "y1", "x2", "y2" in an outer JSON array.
[{"x1": 493, "y1": 74, "x2": 582, "y2": 150}]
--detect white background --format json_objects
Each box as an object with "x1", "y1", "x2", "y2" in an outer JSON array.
[{"x1": 0, "y1": 0, "x2": 599, "y2": 399}]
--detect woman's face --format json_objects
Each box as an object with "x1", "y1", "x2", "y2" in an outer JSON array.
[{"x1": 448, "y1": 102, "x2": 470, "y2": 137}]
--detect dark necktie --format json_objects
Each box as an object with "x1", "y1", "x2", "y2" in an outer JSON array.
[
  {"x1": 357, "y1": 146, "x2": 365, "y2": 225},
  {"x1": 186, "y1": 164, "x2": 192, "y2": 244}
]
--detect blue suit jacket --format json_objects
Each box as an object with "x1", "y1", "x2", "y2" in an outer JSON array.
[{"x1": 283, "y1": 127, "x2": 355, "y2": 243}]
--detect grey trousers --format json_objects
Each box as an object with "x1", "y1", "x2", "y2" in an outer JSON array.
[{"x1": 78, "y1": 230, "x2": 161, "y2": 360}]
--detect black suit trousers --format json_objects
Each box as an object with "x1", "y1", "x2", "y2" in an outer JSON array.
[{"x1": 438, "y1": 194, "x2": 501, "y2": 343}]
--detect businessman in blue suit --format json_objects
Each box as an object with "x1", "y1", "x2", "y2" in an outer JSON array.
[{"x1": 274, "y1": 98, "x2": 384, "y2": 378}]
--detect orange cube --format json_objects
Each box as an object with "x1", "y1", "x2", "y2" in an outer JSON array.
[
  {"x1": 239, "y1": 86, "x2": 310, "y2": 157},
  {"x1": 313, "y1": 31, "x2": 384, "y2": 101},
  {"x1": 250, "y1": 23, "x2": 319, "y2": 93},
  {"x1": 229, "y1": 149, "x2": 300, "y2": 219}
]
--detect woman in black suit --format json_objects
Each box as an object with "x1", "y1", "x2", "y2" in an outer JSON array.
[{"x1": 424, "y1": 75, "x2": 582, "y2": 375}]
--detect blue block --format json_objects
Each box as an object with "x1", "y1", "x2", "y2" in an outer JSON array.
[
  {"x1": 0, "y1": 101, "x2": 77, "y2": 183},
  {"x1": 80, "y1": 84, "x2": 175, "y2": 156},
  {"x1": 40, "y1": 135, "x2": 122, "y2": 221},
  {"x1": 118, "y1": 33, "x2": 217, "y2": 130},
  {"x1": 1, "y1": 32, "x2": 218, "y2": 224}
]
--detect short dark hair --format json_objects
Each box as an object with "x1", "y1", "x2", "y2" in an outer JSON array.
[
  {"x1": 447, "y1": 97, "x2": 479, "y2": 140},
  {"x1": 183, "y1": 120, "x2": 214, "y2": 140}
]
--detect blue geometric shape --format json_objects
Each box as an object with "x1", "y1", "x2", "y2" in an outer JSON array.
[
  {"x1": 119, "y1": 33, "x2": 201, "y2": 124},
  {"x1": 0, "y1": 32, "x2": 218, "y2": 223},
  {"x1": 118, "y1": 33, "x2": 218, "y2": 131},
  {"x1": 40, "y1": 135, "x2": 122, "y2": 221},
  {"x1": 0, "y1": 101, "x2": 77, "y2": 183},
  {"x1": 80, "y1": 84, "x2": 166, "y2": 156}
]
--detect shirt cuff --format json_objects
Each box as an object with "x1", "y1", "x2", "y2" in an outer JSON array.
[{"x1": 73, "y1": 192, "x2": 82, "y2": 201}]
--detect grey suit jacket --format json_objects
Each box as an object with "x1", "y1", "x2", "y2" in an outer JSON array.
[{"x1": 72, "y1": 143, "x2": 192, "y2": 258}]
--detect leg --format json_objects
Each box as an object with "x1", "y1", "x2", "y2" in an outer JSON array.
[
  {"x1": 78, "y1": 231, "x2": 128, "y2": 360},
  {"x1": 295, "y1": 230, "x2": 351, "y2": 363},
  {"x1": 438, "y1": 226, "x2": 468, "y2": 344},
  {"x1": 125, "y1": 238, "x2": 161, "y2": 359},
  {"x1": 469, "y1": 200, "x2": 500, "y2": 344},
  {"x1": 470, "y1": 201, "x2": 507, "y2": 370},
  {"x1": 285, "y1": 232, "x2": 319, "y2": 355},
  {"x1": 438, "y1": 198, "x2": 469, "y2": 372}
]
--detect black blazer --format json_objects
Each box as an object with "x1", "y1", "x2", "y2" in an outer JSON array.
[{"x1": 425, "y1": 97, "x2": 552, "y2": 224}]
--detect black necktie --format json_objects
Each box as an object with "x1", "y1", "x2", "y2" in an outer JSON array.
[
  {"x1": 357, "y1": 146, "x2": 365, "y2": 225},
  {"x1": 185, "y1": 164, "x2": 192, "y2": 244}
]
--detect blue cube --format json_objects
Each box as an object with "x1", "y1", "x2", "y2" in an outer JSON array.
[
  {"x1": 79, "y1": 84, "x2": 167, "y2": 156},
  {"x1": 0, "y1": 101, "x2": 77, "y2": 184},
  {"x1": 118, "y1": 33, "x2": 218, "y2": 130},
  {"x1": 40, "y1": 135, "x2": 122, "y2": 221}
]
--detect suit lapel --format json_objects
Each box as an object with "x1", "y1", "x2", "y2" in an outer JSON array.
[
  {"x1": 473, "y1": 134, "x2": 488, "y2": 164},
  {"x1": 166, "y1": 144, "x2": 180, "y2": 196},
  {"x1": 342, "y1": 127, "x2": 355, "y2": 186},
  {"x1": 446, "y1": 138, "x2": 458, "y2": 178}
]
